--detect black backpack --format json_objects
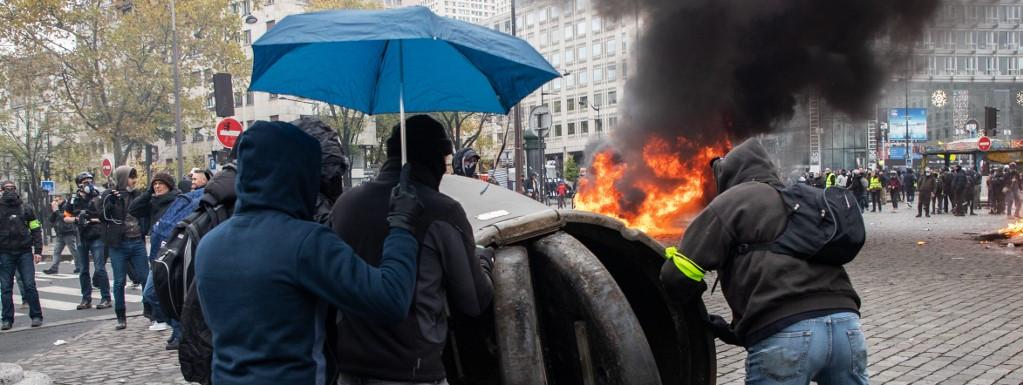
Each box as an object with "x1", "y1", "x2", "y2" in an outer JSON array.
[
  {"x1": 0, "y1": 206, "x2": 30, "y2": 250},
  {"x1": 152, "y1": 203, "x2": 231, "y2": 320},
  {"x1": 740, "y1": 183, "x2": 866, "y2": 265}
]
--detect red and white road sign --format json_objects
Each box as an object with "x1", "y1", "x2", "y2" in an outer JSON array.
[
  {"x1": 101, "y1": 159, "x2": 112, "y2": 177},
  {"x1": 216, "y1": 118, "x2": 243, "y2": 149},
  {"x1": 978, "y1": 136, "x2": 992, "y2": 151}
]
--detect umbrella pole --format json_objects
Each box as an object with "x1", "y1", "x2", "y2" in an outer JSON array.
[{"x1": 399, "y1": 40, "x2": 407, "y2": 165}]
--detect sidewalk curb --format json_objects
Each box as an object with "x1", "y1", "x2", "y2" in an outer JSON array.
[{"x1": 0, "y1": 311, "x2": 143, "y2": 334}]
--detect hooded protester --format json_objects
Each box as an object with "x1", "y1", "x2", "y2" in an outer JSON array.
[
  {"x1": 659, "y1": 138, "x2": 866, "y2": 384},
  {"x1": 100, "y1": 166, "x2": 150, "y2": 330},
  {"x1": 195, "y1": 121, "x2": 422, "y2": 385},
  {"x1": 917, "y1": 168, "x2": 936, "y2": 218},
  {"x1": 291, "y1": 117, "x2": 350, "y2": 224},
  {"x1": 452, "y1": 147, "x2": 481, "y2": 178},
  {"x1": 903, "y1": 169, "x2": 916, "y2": 203},
  {"x1": 330, "y1": 115, "x2": 494, "y2": 385},
  {"x1": 0, "y1": 181, "x2": 44, "y2": 330},
  {"x1": 951, "y1": 165, "x2": 969, "y2": 216}
]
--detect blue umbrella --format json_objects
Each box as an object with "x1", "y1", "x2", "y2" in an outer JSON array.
[{"x1": 250, "y1": 6, "x2": 560, "y2": 163}]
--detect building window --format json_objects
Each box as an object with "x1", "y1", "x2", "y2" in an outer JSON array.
[
  {"x1": 579, "y1": 95, "x2": 588, "y2": 107},
  {"x1": 266, "y1": 20, "x2": 276, "y2": 31},
  {"x1": 246, "y1": 91, "x2": 254, "y2": 106},
  {"x1": 564, "y1": 25, "x2": 573, "y2": 40},
  {"x1": 608, "y1": 90, "x2": 617, "y2": 105},
  {"x1": 580, "y1": 120, "x2": 588, "y2": 134},
  {"x1": 234, "y1": 92, "x2": 243, "y2": 108},
  {"x1": 565, "y1": 48, "x2": 574, "y2": 63},
  {"x1": 576, "y1": 21, "x2": 586, "y2": 37},
  {"x1": 592, "y1": 41, "x2": 602, "y2": 58},
  {"x1": 593, "y1": 92, "x2": 603, "y2": 106},
  {"x1": 567, "y1": 122, "x2": 575, "y2": 135},
  {"x1": 193, "y1": 128, "x2": 204, "y2": 143},
  {"x1": 553, "y1": 100, "x2": 562, "y2": 113},
  {"x1": 554, "y1": 77, "x2": 562, "y2": 90},
  {"x1": 607, "y1": 63, "x2": 617, "y2": 81},
  {"x1": 554, "y1": 123, "x2": 562, "y2": 137},
  {"x1": 577, "y1": 45, "x2": 587, "y2": 60},
  {"x1": 567, "y1": 98, "x2": 575, "y2": 111},
  {"x1": 577, "y1": 71, "x2": 587, "y2": 85},
  {"x1": 552, "y1": 50, "x2": 560, "y2": 66},
  {"x1": 244, "y1": 30, "x2": 252, "y2": 45},
  {"x1": 606, "y1": 38, "x2": 616, "y2": 56},
  {"x1": 591, "y1": 17, "x2": 601, "y2": 33}
]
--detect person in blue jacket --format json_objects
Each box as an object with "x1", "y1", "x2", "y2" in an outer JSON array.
[{"x1": 194, "y1": 121, "x2": 422, "y2": 385}]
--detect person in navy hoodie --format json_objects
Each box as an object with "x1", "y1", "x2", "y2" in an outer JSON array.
[{"x1": 195, "y1": 121, "x2": 422, "y2": 385}]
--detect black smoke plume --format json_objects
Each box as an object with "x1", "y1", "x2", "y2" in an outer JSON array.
[
  {"x1": 597, "y1": 0, "x2": 940, "y2": 146},
  {"x1": 578, "y1": 0, "x2": 940, "y2": 222}
]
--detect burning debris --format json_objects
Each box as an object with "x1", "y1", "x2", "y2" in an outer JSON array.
[
  {"x1": 974, "y1": 220, "x2": 1023, "y2": 245},
  {"x1": 575, "y1": 0, "x2": 940, "y2": 238}
]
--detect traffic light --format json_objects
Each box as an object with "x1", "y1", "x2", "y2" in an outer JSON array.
[{"x1": 985, "y1": 106, "x2": 999, "y2": 136}]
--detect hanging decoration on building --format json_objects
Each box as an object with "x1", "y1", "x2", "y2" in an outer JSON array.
[
  {"x1": 953, "y1": 90, "x2": 970, "y2": 137},
  {"x1": 931, "y1": 89, "x2": 948, "y2": 107}
]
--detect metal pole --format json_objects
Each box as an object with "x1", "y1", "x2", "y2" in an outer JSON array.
[
  {"x1": 511, "y1": 0, "x2": 524, "y2": 193},
  {"x1": 171, "y1": 0, "x2": 184, "y2": 179},
  {"x1": 905, "y1": 58, "x2": 911, "y2": 170}
]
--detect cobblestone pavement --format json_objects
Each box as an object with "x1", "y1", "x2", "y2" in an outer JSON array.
[
  {"x1": 707, "y1": 205, "x2": 1023, "y2": 385},
  {"x1": 12, "y1": 203, "x2": 1023, "y2": 384},
  {"x1": 17, "y1": 316, "x2": 193, "y2": 385}
]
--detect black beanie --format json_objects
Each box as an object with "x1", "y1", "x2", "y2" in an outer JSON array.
[
  {"x1": 386, "y1": 115, "x2": 454, "y2": 163},
  {"x1": 151, "y1": 172, "x2": 175, "y2": 190}
]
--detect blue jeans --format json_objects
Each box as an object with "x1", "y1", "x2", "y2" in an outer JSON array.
[
  {"x1": 144, "y1": 270, "x2": 181, "y2": 341},
  {"x1": 0, "y1": 252, "x2": 43, "y2": 323},
  {"x1": 77, "y1": 238, "x2": 110, "y2": 303},
  {"x1": 745, "y1": 312, "x2": 869, "y2": 385},
  {"x1": 109, "y1": 238, "x2": 149, "y2": 318},
  {"x1": 48, "y1": 234, "x2": 80, "y2": 271}
]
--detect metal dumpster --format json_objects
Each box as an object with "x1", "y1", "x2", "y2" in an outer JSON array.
[{"x1": 439, "y1": 175, "x2": 716, "y2": 385}]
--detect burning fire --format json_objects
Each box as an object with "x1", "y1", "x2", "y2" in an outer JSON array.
[
  {"x1": 575, "y1": 136, "x2": 730, "y2": 237},
  {"x1": 1000, "y1": 220, "x2": 1023, "y2": 238}
]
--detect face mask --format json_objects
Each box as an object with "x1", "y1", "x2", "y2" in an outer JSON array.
[{"x1": 2, "y1": 191, "x2": 19, "y2": 203}]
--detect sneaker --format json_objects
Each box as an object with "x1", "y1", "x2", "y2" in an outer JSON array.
[
  {"x1": 76, "y1": 300, "x2": 92, "y2": 310},
  {"x1": 1, "y1": 321, "x2": 11, "y2": 330},
  {"x1": 115, "y1": 318, "x2": 127, "y2": 330},
  {"x1": 96, "y1": 299, "x2": 112, "y2": 310},
  {"x1": 165, "y1": 339, "x2": 180, "y2": 350},
  {"x1": 131, "y1": 283, "x2": 141, "y2": 290},
  {"x1": 30, "y1": 318, "x2": 42, "y2": 327},
  {"x1": 149, "y1": 322, "x2": 169, "y2": 331},
  {"x1": 43, "y1": 268, "x2": 57, "y2": 275}
]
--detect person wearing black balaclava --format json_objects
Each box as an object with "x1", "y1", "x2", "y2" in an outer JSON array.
[
  {"x1": 330, "y1": 115, "x2": 494, "y2": 385},
  {"x1": 0, "y1": 181, "x2": 44, "y2": 330},
  {"x1": 452, "y1": 147, "x2": 481, "y2": 178}
]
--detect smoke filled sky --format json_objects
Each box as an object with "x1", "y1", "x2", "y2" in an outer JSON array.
[{"x1": 593, "y1": 0, "x2": 941, "y2": 147}]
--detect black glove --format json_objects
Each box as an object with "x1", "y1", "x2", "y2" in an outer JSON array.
[
  {"x1": 705, "y1": 314, "x2": 741, "y2": 346},
  {"x1": 387, "y1": 163, "x2": 423, "y2": 233},
  {"x1": 476, "y1": 246, "x2": 495, "y2": 276},
  {"x1": 659, "y1": 261, "x2": 707, "y2": 304}
]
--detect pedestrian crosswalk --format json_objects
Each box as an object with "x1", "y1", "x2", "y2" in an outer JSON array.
[{"x1": 3, "y1": 265, "x2": 144, "y2": 320}]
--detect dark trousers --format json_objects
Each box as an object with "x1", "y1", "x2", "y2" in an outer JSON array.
[
  {"x1": 906, "y1": 188, "x2": 915, "y2": 202},
  {"x1": 77, "y1": 238, "x2": 111, "y2": 303},
  {"x1": 870, "y1": 190, "x2": 882, "y2": 212},
  {"x1": 918, "y1": 191, "x2": 932, "y2": 216},
  {"x1": 0, "y1": 252, "x2": 42, "y2": 323},
  {"x1": 890, "y1": 190, "x2": 900, "y2": 209}
]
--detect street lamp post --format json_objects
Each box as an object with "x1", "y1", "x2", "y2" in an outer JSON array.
[
  {"x1": 510, "y1": 0, "x2": 524, "y2": 193},
  {"x1": 538, "y1": 91, "x2": 557, "y2": 202},
  {"x1": 171, "y1": 0, "x2": 184, "y2": 178}
]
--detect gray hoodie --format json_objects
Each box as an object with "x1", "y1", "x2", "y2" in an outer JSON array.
[{"x1": 663, "y1": 138, "x2": 860, "y2": 345}]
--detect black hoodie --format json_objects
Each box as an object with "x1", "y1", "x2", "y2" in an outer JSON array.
[
  {"x1": 661, "y1": 138, "x2": 860, "y2": 346},
  {"x1": 194, "y1": 121, "x2": 419, "y2": 385}
]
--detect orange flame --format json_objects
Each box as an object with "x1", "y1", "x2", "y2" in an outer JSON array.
[
  {"x1": 1000, "y1": 220, "x2": 1023, "y2": 238},
  {"x1": 575, "y1": 136, "x2": 730, "y2": 237}
]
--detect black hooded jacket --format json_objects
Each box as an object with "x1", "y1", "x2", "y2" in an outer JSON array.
[
  {"x1": 331, "y1": 157, "x2": 493, "y2": 382},
  {"x1": 661, "y1": 138, "x2": 860, "y2": 346},
  {"x1": 0, "y1": 193, "x2": 42, "y2": 255}
]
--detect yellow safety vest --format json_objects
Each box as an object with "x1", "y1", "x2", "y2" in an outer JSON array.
[{"x1": 869, "y1": 176, "x2": 882, "y2": 191}]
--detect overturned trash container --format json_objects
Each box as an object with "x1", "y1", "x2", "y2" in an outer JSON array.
[{"x1": 440, "y1": 175, "x2": 716, "y2": 385}]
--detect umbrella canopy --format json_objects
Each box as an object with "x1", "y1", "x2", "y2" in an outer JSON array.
[{"x1": 249, "y1": 6, "x2": 560, "y2": 115}]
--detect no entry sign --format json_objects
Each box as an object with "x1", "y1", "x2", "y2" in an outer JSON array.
[
  {"x1": 978, "y1": 136, "x2": 992, "y2": 152},
  {"x1": 216, "y1": 118, "x2": 243, "y2": 149},
  {"x1": 101, "y1": 159, "x2": 112, "y2": 177}
]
